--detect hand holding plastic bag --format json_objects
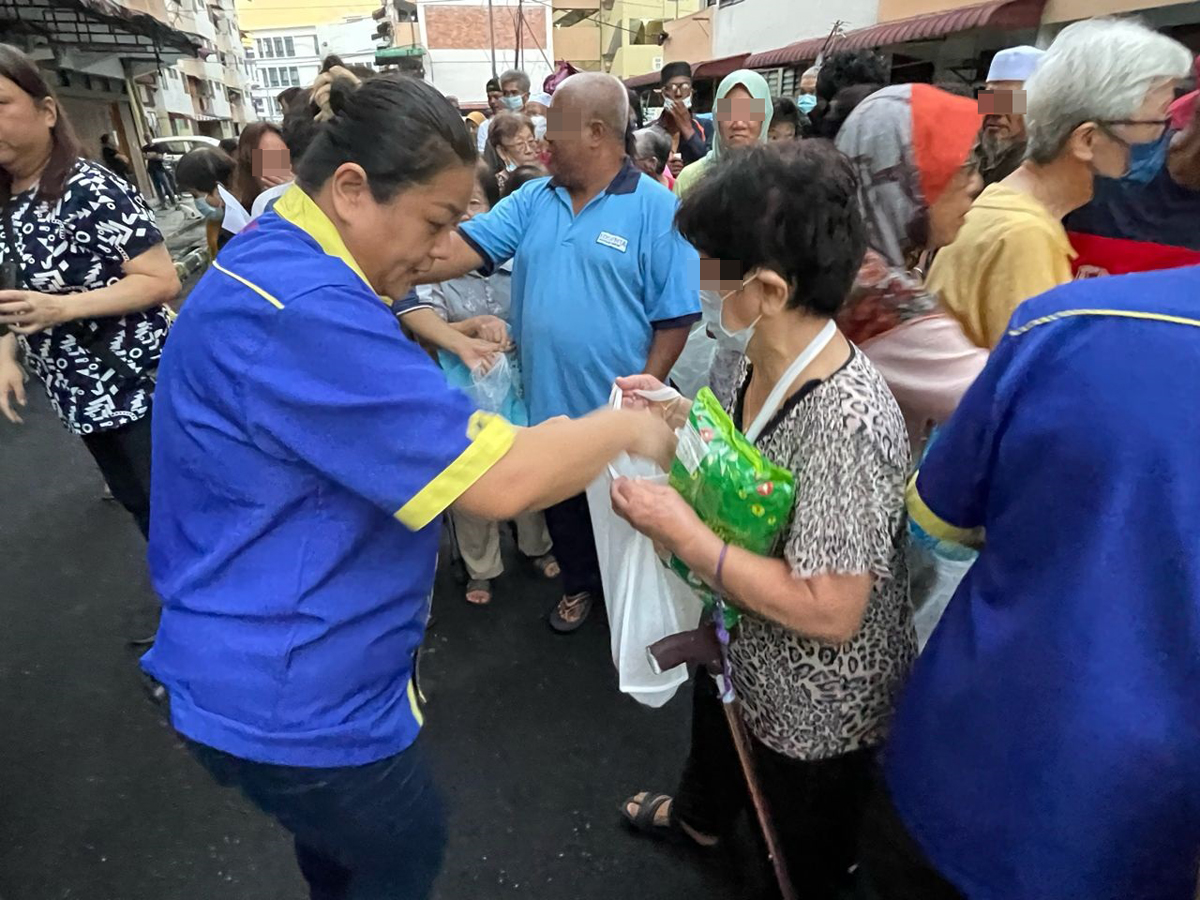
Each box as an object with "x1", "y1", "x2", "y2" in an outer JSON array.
[
  {"x1": 587, "y1": 385, "x2": 703, "y2": 707},
  {"x1": 470, "y1": 352, "x2": 513, "y2": 413}
]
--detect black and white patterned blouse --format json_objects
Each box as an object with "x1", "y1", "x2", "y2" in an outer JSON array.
[
  {"x1": 4, "y1": 159, "x2": 168, "y2": 435},
  {"x1": 725, "y1": 348, "x2": 917, "y2": 761}
]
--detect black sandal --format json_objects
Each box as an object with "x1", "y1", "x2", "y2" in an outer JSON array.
[{"x1": 620, "y1": 792, "x2": 720, "y2": 849}]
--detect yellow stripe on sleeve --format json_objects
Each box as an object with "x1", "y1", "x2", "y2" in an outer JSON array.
[
  {"x1": 906, "y1": 472, "x2": 984, "y2": 550},
  {"x1": 406, "y1": 678, "x2": 424, "y2": 727},
  {"x1": 212, "y1": 260, "x2": 285, "y2": 309},
  {"x1": 1008, "y1": 308, "x2": 1200, "y2": 337},
  {"x1": 394, "y1": 412, "x2": 516, "y2": 530}
]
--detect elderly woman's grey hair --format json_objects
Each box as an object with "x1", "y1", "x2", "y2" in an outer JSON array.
[
  {"x1": 633, "y1": 127, "x2": 671, "y2": 173},
  {"x1": 1024, "y1": 18, "x2": 1191, "y2": 163}
]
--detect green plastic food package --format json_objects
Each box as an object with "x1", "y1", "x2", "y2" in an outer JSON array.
[{"x1": 666, "y1": 387, "x2": 795, "y2": 626}]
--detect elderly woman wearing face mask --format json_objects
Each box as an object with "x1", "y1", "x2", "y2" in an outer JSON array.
[{"x1": 617, "y1": 142, "x2": 914, "y2": 899}]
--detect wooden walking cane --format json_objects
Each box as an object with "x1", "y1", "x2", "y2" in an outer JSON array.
[
  {"x1": 649, "y1": 602, "x2": 798, "y2": 900},
  {"x1": 718, "y1": 688, "x2": 798, "y2": 900}
]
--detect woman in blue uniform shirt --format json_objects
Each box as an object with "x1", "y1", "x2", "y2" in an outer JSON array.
[{"x1": 145, "y1": 73, "x2": 675, "y2": 900}]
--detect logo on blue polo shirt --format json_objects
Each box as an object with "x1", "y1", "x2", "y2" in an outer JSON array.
[{"x1": 596, "y1": 231, "x2": 629, "y2": 253}]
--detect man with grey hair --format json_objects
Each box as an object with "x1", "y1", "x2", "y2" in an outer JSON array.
[
  {"x1": 418, "y1": 72, "x2": 700, "y2": 633},
  {"x1": 476, "y1": 68, "x2": 531, "y2": 153},
  {"x1": 929, "y1": 18, "x2": 1191, "y2": 349}
]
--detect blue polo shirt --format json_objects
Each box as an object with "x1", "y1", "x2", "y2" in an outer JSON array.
[
  {"x1": 458, "y1": 159, "x2": 699, "y2": 424},
  {"x1": 145, "y1": 186, "x2": 515, "y2": 767},
  {"x1": 894, "y1": 268, "x2": 1200, "y2": 899}
]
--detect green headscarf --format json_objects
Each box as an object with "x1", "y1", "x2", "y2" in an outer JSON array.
[{"x1": 675, "y1": 69, "x2": 773, "y2": 198}]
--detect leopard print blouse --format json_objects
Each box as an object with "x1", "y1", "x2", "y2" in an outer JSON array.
[{"x1": 724, "y1": 347, "x2": 916, "y2": 761}]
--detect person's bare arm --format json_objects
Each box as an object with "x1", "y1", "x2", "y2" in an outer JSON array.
[
  {"x1": 643, "y1": 324, "x2": 691, "y2": 381},
  {"x1": 413, "y1": 231, "x2": 486, "y2": 286},
  {"x1": 0, "y1": 244, "x2": 179, "y2": 333},
  {"x1": 402, "y1": 307, "x2": 503, "y2": 371},
  {"x1": 611, "y1": 478, "x2": 873, "y2": 643},
  {"x1": 456, "y1": 409, "x2": 675, "y2": 521}
]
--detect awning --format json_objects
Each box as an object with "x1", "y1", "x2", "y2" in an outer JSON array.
[
  {"x1": 624, "y1": 52, "x2": 752, "y2": 90},
  {"x1": 693, "y1": 53, "x2": 750, "y2": 80},
  {"x1": 624, "y1": 68, "x2": 664, "y2": 89},
  {"x1": 0, "y1": 0, "x2": 202, "y2": 59},
  {"x1": 744, "y1": 0, "x2": 1045, "y2": 69}
]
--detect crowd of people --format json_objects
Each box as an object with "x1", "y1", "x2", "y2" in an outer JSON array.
[{"x1": 0, "y1": 13, "x2": 1198, "y2": 900}]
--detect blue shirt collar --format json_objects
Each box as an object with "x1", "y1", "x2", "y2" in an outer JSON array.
[{"x1": 547, "y1": 157, "x2": 641, "y2": 196}]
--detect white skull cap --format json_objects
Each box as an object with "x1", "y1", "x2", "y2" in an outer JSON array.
[{"x1": 986, "y1": 45, "x2": 1045, "y2": 84}]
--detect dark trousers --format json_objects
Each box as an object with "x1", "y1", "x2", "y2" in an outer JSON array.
[
  {"x1": 542, "y1": 492, "x2": 602, "y2": 596},
  {"x1": 673, "y1": 670, "x2": 875, "y2": 900},
  {"x1": 187, "y1": 738, "x2": 447, "y2": 900},
  {"x1": 149, "y1": 166, "x2": 177, "y2": 204},
  {"x1": 81, "y1": 413, "x2": 153, "y2": 539},
  {"x1": 854, "y1": 776, "x2": 964, "y2": 900}
]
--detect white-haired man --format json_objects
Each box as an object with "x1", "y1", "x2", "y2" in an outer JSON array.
[{"x1": 929, "y1": 19, "x2": 1192, "y2": 349}]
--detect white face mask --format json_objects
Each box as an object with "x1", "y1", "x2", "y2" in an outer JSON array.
[
  {"x1": 700, "y1": 274, "x2": 760, "y2": 352},
  {"x1": 531, "y1": 114, "x2": 547, "y2": 141}
]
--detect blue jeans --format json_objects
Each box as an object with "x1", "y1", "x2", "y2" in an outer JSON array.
[{"x1": 186, "y1": 738, "x2": 446, "y2": 900}]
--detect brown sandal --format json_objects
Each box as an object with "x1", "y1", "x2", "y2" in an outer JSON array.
[
  {"x1": 465, "y1": 578, "x2": 492, "y2": 605},
  {"x1": 530, "y1": 553, "x2": 560, "y2": 579}
]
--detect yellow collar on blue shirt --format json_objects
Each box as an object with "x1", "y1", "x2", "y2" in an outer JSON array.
[{"x1": 273, "y1": 185, "x2": 392, "y2": 307}]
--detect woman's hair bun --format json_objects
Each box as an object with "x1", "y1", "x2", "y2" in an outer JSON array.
[
  {"x1": 312, "y1": 65, "x2": 362, "y2": 122},
  {"x1": 327, "y1": 75, "x2": 358, "y2": 117}
]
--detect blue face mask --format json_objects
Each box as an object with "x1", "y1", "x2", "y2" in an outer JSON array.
[
  {"x1": 501, "y1": 95, "x2": 523, "y2": 111},
  {"x1": 1125, "y1": 131, "x2": 1170, "y2": 184},
  {"x1": 194, "y1": 197, "x2": 224, "y2": 222},
  {"x1": 796, "y1": 94, "x2": 817, "y2": 115}
]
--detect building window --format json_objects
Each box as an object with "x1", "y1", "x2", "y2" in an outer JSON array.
[
  {"x1": 259, "y1": 38, "x2": 272, "y2": 58},
  {"x1": 268, "y1": 67, "x2": 279, "y2": 87},
  {"x1": 273, "y1": 36, "x2": 285, "y2": 57},
  {"x1": 284, "y1": 36, "x2": 295, "y2": 57},
  {"x1": 288, "y1": 66, "x2": 299, "y2": 86}
]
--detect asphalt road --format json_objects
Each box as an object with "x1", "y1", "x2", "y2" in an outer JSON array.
[{"x1": 0, "y1": 389, "x2": 762, "y2": 900}]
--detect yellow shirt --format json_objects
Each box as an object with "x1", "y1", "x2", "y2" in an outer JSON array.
[{"x1": 928, "y1": 184, "x2": 1077, "y2": 349}]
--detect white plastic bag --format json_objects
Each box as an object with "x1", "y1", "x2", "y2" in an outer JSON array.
[
  {"x1": 668, "y1": 318, "x2": 718, "y2": 399},
  {"x1": 586, "y1": 386, "x2": 703, "y2": 707}
]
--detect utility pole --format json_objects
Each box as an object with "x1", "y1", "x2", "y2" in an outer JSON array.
[
  {"x1": 488, "y1": 0, "x2": 498, "y2": 78},
  {"x1": 516, "y1": 0, "x2": 523, "y2": 71}
]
